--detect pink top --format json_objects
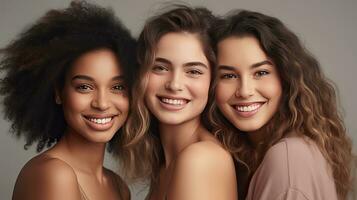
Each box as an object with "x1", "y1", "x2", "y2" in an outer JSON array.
[{"x1": 246, "y1": 136, "x2": 337, "y2": 200}]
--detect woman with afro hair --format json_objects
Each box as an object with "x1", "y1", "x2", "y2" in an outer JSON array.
[{"x1": 0, "y1": 1, "x2": 136, "y2": 199}]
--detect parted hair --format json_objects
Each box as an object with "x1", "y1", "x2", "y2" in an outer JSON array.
[
  {"x1": 118, "y1": 5, "x2": 217, "y2": 183},
  {"x1": 0, "y1": 0, "x2": 136, "y2": 153},
  {"x1": 208, "y1": 10, "x2": 354, "y2": 199}
]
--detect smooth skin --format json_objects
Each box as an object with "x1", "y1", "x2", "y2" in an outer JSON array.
[
  {"x1": 216, "y1": 36, "x2": 282, "y2": 145},
  {"x1": 146, "y1": 32, "x2": 237, "y2": 200},
  {"x1": 12, "y1": 49, "x2": 130, "y2": 200}
]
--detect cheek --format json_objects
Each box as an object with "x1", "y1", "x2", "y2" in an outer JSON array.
[
  {"x1": 190, "y1": 77, "x2": 210, "y2": 98},
  {"x1": 63, "y1": 92, "x2": 91, "y2": 113},
  {"x1": 215, "y1": 82, "x2": 236, "y2": 104},
  {"x1": 260, "y1": 77, "x2": 282, "y2": 100},
  {"x1": 146, "y1": 74, "x2": 165, "y2": 95},
  {"x1": 114, "y1": 95, "x2": 129, "y2": 113}
]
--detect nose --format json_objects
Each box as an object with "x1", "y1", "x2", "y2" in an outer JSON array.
[
  {"x1": 91, "y1": 90, "x2": 110, "y2": 111},
  {"x1": 165, "y1": 72, "x2": 183, "y2": 92},
  {"x1": 236, "y1": 77, "x2": 254, "y2": 98}
]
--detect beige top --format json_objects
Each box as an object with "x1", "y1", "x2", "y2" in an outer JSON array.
[{"x1": 246, "y1": 136, "x2": 337, "y2": 200}]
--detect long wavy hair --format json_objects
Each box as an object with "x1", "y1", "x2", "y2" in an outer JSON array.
[
  {"x1": 208, "y1": 10, "x2": 354, "y2": 199},
  {"x1": 0, "y1": 1, "x2": 136, "y2": 153},
  {"x1": 117, "y1": 5, "x2": 216, "y2": 184}
]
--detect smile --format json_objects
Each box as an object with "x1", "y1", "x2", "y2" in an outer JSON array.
[
  {"x1": 87, "y1": 117, "x2": 113, "y2": 124},
  {"x1": 233, "y1": 102, "x2": 264, "y2": 117},
  {"x1": 235, "y1": 103, "x2": 262, "y2": 112},
  {"x1": 157, "y1": 96, "x2": 190, "y2": 111},
  {"x1": 158, "y1": 96, "x2": 189, "y2": 105},
  {"x1": 160, "y1": 97, "x2": 187, "y2": 105},
  {"x1": 83, "y1": 115, "x2": 117, "y2": 131}
]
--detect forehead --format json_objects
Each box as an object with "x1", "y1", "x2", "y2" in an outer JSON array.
[
  {"x1": 217, "y1": 36, "x2": 269, "y2": 68},
  {"x1": 154, "y1": 32, "x2": 209, "y2": 65},
  {"x1": 67, "y1": 49, "x2": 122, "y2": 78}
]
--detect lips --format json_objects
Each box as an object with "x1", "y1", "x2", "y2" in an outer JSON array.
[
  {"x1": 157, "y1": 96, "x2": 190, "y2": 110},
  {"x1": 87, "y1": 117, "x2": 112, "y2": 124},
  {"x1": 83, "y1": 114, "x2": 118, "y2": 131},
  {"x1": 232, "y1": 102, "x2": 265, "y2": 118}
]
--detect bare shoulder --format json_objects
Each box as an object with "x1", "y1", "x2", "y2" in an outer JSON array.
[
  {"x1": 103, "y1": 168, "x2": 130, "y2": 200},
  {"x1": 167, "y1": 141, "x2": 237, "y2": 200},
  {"x1": 176, "y1": 140, "x2": 234, "y2": 168},
  {"x1": 13, "y1": 154, "x2": 81, "y2": 200}
]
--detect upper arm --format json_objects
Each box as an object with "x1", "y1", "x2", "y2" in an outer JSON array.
[
  {"x1": 247, "y1": 141, "x2": 291, "y2": 199},
  {"x1": 167, "y1": 142, "x2": 237, "y2": 200},
  {"x1": 12, "y1": 158, "x2": 82, "y2": 200},
  {"x1": 277, "y1": 189, "x2": 310, "y2": 200},
  {"x1": 247, "y1": 139, "x2": 318, "y2": 200}
]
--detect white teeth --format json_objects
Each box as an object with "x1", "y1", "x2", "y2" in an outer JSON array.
[
  {"x1": 88, "y1": 117, "x2": 112, "y2": 124},
  {"x1": 161, "y1": 98, "x2": 185, "y2": 105},
  {"x1": 236, "y1": 104, "x2": 260, "y2": 112}
]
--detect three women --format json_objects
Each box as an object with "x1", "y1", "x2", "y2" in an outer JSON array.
[{"x1": 1, "y1": 1, "x2": 353, "y2": 200}]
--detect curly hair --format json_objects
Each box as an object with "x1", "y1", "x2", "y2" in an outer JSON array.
[
  {"x1": 117, "y1": 5, "x2": 217, "y2": 183},
  {"x1": 0, "y1": 1, "x2": 136, "y2": 153},
  {"x1": 208, "y1": 10, "x2": 354, "y2": 199}
]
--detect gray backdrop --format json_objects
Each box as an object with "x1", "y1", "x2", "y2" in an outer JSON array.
[{"x1": 1, "y1": 0, "x2": 356, "y2": 199}]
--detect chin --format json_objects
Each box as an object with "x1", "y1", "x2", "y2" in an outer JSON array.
[
  {"x1": 234, "y1": 122, "x2": 264, "y2": 132},
  {"x1": 156, "y1": 116, "x2": 187, "y2": 125},
  {"x1": 92, "y1": 135, "x2": 115, "y2": 143}
]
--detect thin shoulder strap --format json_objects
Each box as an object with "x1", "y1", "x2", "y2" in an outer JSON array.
[
  {"x1": 42, "y1": 154, "x2": 89, "y2": 200},
  {"x1": 78, "y1": 183, "x2": 90, "y2": 200}
]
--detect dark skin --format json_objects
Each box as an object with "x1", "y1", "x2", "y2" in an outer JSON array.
[
  {"x1": 12, "y1": 138, "x2": 129, "y2": 200},
  {"x1": 12, "y1": 49, "x2": 130, "y2": 200}
]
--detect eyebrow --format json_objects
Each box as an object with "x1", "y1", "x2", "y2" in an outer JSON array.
[
  {"x1": 71, "y1": 75, "x2": 125, "y2": 82},
  {"x1": 218, "y1": 60, "x2": 273, "y2": 70},
  {"x1": 155, "y1": 57, "x2": 208, "y2": 69},
  {"x1": 184, "y1": 62, "x2": 208, "y2": 69},
  {"x1": 251, "y1": 60, "x2": 273, "y2": 68},
  {"x1": 154, "y1": 57, "x2": 171, "y2": 65}
]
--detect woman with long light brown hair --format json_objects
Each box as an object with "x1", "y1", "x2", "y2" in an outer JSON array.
[
  {"x1": 209, "y1": 10, "x2": 354, "y2": 200},
  {"x1": 118, "y1": 5, "x2": 237, "y2": 200}
]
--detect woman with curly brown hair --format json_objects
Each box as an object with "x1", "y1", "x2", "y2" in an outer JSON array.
[
  {"x1": 0, "y1": 1, "x2": 136, "y2": 199},
  {"x1": 118, "y1": 5, "x2": 237, "y2": 200},
  {"x1": 209, "y1": 10, "x2": 354, "y2": 200}
]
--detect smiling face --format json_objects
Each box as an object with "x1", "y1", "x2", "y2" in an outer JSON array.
[
  {"x1": 144, "y1": 32, "x2": 211, "y2": 125},
  {"x1": 58, "y1": 49, "x2": 129, "y2": 143},
  {"x1": 216, "y1": 36, "x2": 282, "y2": 141}
]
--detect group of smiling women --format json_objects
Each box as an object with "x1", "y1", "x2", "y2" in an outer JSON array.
[{"x1": 0, "y1": 1, "x2": 354, "y2": 200}]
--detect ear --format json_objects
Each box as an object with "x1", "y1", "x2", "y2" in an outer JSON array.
[{"x1": 55, "y1": 88, "x2": 62, "y2": 104}]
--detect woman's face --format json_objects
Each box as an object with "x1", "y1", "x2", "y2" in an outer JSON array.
[
  {"x1": 145, "y1": 32, "x2": 211, "y2": 125},
  {"x1": 216, "y1": 36, "x2": 282, "y2": 137},
  {"x1": 58, "y1": 49, "x2": 129, "y2": 143}
]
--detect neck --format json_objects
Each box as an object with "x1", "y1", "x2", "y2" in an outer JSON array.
[
  {"x1": 159, "y1": 116, "x2": 205, "y2": 168},
  {"x1": 56, "y1": 129, "x2": 106, "y2": 179}
]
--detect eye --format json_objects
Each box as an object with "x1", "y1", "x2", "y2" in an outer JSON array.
[
  {"x1": 254, "y1": 70, "x2": 270, "y2": 78},
  {"x1": 220, "y1": 73, "x2": 238, "y2": 79},
  {"x1": 187, "y1": 69, "x2": 203, "y2": 76},
  {"x1": 112, "y1": 84, "x2": 126, "y2": 92},
  {"x1": 152, "y1": 64, "x2": 168, "y2": 73},
  {"x1": 75, "y1": 84, "x2": 93, "y2": 92}
]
